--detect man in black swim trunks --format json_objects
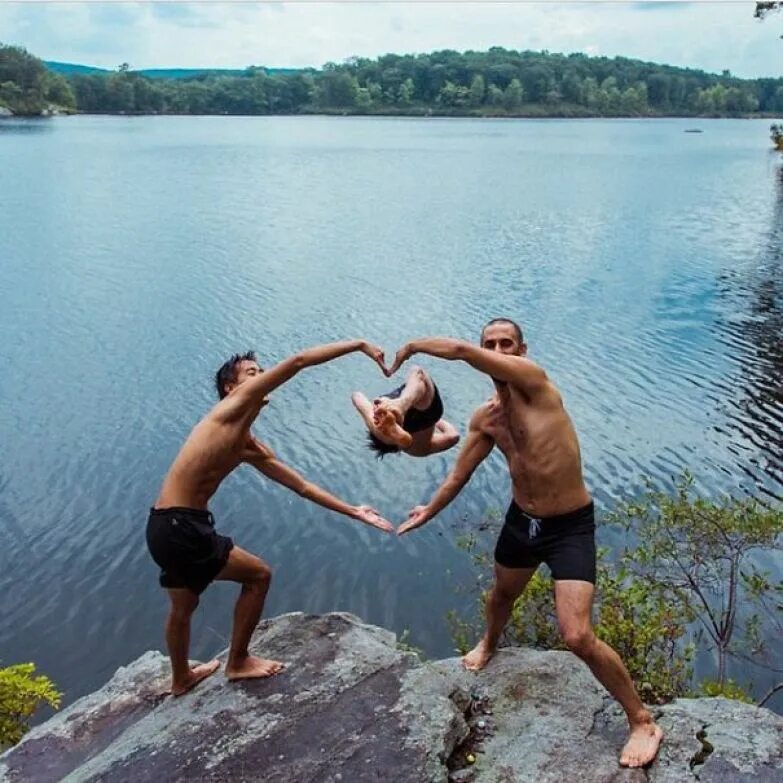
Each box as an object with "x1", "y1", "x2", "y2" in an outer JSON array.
[
  {"x1": 389, "y1": 319, "x2": 663, "y2": 769},
  {"x1": 351, "y1": 366, "x2": 460, "y2": 458},
  {"x1": 147, "y1": 340, "x2": 394, "y2": 696}
]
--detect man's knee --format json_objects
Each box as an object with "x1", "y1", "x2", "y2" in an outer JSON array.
[
  {"x1": 561, "y1": 626, "x2": 596, "y2": 657},
  {"x1": 169, "y1": 596, "x2": 199, "y2": 623},
  {"x1": 246, "y1": 560, "x2": 272, "y2": 590}
]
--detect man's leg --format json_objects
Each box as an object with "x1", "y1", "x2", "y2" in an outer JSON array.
[
  {"x1": 216, "y1": 545, "x2": 284, "y2": 680},
  {"x1": 463, "y1": 563, "x2": 537, "y2": 671},
  {"x1": 555, "y1": 580, "x2": 663, "y2": 767},
  {"x1": 165, "y1": 588, "x2": 220, "y2": 696}
]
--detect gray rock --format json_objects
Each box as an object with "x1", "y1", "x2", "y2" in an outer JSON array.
[
  {"x1": 1, "y1": 613, "x2": 781, "y2": 782},
  {"x1": 0, "y1": 106, "x2": 13, "y2": 117}
]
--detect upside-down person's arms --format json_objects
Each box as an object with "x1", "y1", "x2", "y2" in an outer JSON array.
[
  {"x1": 397, "y1": 411, "x2": 493, "y2": 535},
  {"x1": 390, "y1": 338, "x2": 547, "y2": 395},
  {"x1": 245, "y1": 442, "x2": 394, "y2": 533}
]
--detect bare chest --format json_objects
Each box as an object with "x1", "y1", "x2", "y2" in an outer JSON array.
[{"x1": 483, "y1": 403, "x2": 528, "y2": 459}]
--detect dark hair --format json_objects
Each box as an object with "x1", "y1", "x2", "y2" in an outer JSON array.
[
  {"x1": 366, "y1": 432, "x2": 401, "y2": 459},
  {"x1": 481, "y1": 317, "x2": 524, "y2": 345},
  {"x1": 215, "y1": 351, "x2": 257, "y2": 399}
]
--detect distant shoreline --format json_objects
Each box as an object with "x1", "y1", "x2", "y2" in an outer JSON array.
[{"x1": 4, "y1": 109, "x2": 782, "y2": 121}]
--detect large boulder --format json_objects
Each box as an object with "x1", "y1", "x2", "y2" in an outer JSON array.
[{"x1": 1, "y1": 613, "x2": 781, "y2": 782}]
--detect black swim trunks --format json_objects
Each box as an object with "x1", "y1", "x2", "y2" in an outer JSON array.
[
  {"x1": 146, "y1": 507, "x2": 234, "y2": 595},
  {"x1": 494, "y1": 500, "x2": 596, "y2": 584},
  {"x1": 385, "y1": 382, "x2": 444, "y2": 433}
]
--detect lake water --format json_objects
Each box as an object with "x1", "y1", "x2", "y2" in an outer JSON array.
[{"x1": 0, "y1": 115, "x2": 781, "y2": 715}]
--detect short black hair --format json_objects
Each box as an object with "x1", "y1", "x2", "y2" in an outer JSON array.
[
  {"x1": 215, "y1": 351, "x2": 257, "y2": 399},
  {"x1": 481, "y1": 317, "x2": 524, "y2": 345},
  {"x1": 367, "y1": 431, "x2": 401, "y2": 459}
]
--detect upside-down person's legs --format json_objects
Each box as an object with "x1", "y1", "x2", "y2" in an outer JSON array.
[
  {"x1": 463, "y1": 563, "x2": 537, "y2": 671},
  {"x1": 555, "y1": 580, "x2": 663, "y2": 767},
  {"x1": 165, "y1": 588, "x2": 220, "y2": 696},
  {"x1": 384, "y1": 366, "x2": 429, "y2": 418},
  {"x1": 216, "y1": 546, "x2": 284, "y2": 680}
]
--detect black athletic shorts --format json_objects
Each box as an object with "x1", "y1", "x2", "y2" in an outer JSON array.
[
  {"x1": 146, "y1": 507, "x2": 234, "y2": 595},
  {"x1": 494, "y1": 500, "x2": 596, "y2": 584}
]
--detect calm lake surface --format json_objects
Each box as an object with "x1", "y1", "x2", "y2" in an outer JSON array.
[{"x1": 1, "y1": 115, "x2": 781, "y2": 713}]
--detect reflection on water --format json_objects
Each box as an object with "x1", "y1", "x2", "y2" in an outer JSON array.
[
  {"x1": 715, "y1": 162, "x2": 783, "y2": 498},
  {"x1": 0, "y1": 117, "x2": 54, "y2": 134},
  {"x1": 0, "y1": 116, "x2": 780, "y2": 716}
]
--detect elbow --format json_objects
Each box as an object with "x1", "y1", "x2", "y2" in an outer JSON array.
[
  {"x1": 452, "y1": 341, "x2": 471, "y2": 361},
  {"x1": 290, "y1": 353, "x2": 307, "y2": 372}
]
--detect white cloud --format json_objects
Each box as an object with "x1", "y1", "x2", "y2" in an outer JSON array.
[{"x1": 1, "y1": 0, "x2": 780, "y2": 78}]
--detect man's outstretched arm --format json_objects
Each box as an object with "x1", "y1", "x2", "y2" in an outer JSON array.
[
  {"x1": 222, "y1": 340, "x2": 387, "y2": 420},
  {"x1": 245, "y1": 442, "x2": 394, "y2": 533},
  {"x1": 390, "y1": 338, "x2": 546, "y2": 395},
  {"x1": 398, "y1": 410, "x2": 494, "y2": 535}
]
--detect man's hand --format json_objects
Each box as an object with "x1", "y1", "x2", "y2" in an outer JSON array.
[
  {"x1": 361, "y1": 342, "x2": 390, "y2": 376},
  {"x1": 397, "y1": 505, "x2": 431, "y2": 536},
  {"x1": 354, "y1": 505, "x2": 395, "y2": 533},
  {"x1": 389, "y1": 343, "x2": 414, "y2": 376}
]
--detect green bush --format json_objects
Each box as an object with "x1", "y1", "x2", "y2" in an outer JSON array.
[{"x1": 0, "y1": 663, "x2": 61, "y2": 747}]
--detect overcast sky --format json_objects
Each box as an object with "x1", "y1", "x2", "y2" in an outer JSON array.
[{"x1": 1, "y1": 1, "x2": 781, "y2": 79}]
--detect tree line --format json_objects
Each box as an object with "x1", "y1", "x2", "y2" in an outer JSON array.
[
  {"x1": 2, "y1": 43, "x2": 783, "y2": 119},
  {"x1": 0, "y1": 44, "x2": 75, "y2": 115}
]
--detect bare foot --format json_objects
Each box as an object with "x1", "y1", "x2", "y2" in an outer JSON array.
[
  {"x1": 462, "y1": 638, "x2": 496, "y2": 671},
  {"x1": 171, "y1": 660, "x2": 220, "y2": 697},
  {"x1": 620, "y1": 721, "x2": 664, "y2": 767},
  {"x1": 226, "y1": 655, "x2": 285, "y2": 681}
]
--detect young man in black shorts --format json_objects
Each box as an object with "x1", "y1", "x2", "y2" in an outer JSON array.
[
  {"x1": 147, "y1": 340, "x2": 394, "y2": 696},
  {"x1": 390, "y1": 319, "x2": 663, "y2": 769}
]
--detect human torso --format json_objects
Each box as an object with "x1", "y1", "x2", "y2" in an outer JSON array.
[
  {"x1": 478, "y1": 382, "x2": 590, "y2": 517},
  {"x1": 155, "y1": 399, "x2": 262, "y2": 510}
]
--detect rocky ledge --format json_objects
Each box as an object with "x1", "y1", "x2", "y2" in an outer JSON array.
[{"x1": 2, "y1": 613, "x2": 781, "y2": 782}]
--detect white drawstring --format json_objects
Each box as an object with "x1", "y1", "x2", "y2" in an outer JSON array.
[{"x1": 529, "y1": 517, "x2": 541, "y2": 539}]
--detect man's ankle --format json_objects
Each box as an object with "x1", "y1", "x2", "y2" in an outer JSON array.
[{"x1": 628, "y1": 708, "x2": 654, "y2": 727}]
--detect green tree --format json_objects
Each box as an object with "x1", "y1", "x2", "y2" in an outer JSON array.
[
  {"x1": 317, "y1": 69, "x2": 358, "y2": 108},
  {"x1": 609, "y1": 475, "x2": 782, "y2": 694},
  {"x1": 469, "y1": 73, "x2": 485, "y2": 107},
  {"x1": 503, "y1": 78, "x2": 523, "y2": 111},
  {"x1": 0, "y1": 664, "x2": 61, "y2": 747},
  {"x1": 487, "y1": 83, "x2": 504, "y2": 107},
  {"x1": 438, "y1": 80, "x2": 469, "y2": 107},
  {"x1": 397, "y1": 77, "x2": 415, "y2": 106}
]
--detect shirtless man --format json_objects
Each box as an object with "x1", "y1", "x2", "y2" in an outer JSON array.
[
  {"x1": 351, "y1": 366, "x2": 460, "y2": 458},
  {"x1": 147, "y1": 340, "x2": 394, "y2": 697},
  {"x1": 391, "y1": 319, "x2": 663, "y2": 769}
]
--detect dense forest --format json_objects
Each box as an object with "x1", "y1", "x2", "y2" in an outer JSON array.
[
  {"x1": 0, "y1": 45, "x2": 75, "y2": 115},
  {"x1": 2, "y1": 42, "x2": 782, "y2": 118}
]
